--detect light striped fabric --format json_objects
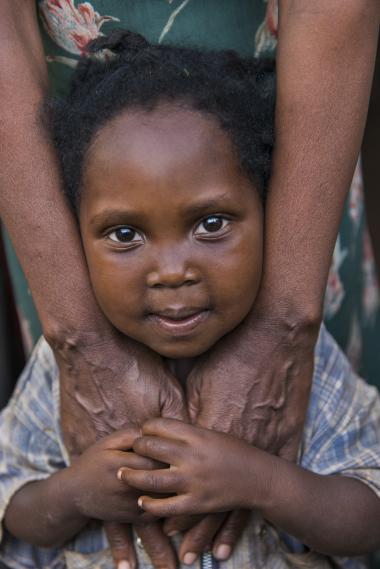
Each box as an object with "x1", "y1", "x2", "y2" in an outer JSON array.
[{"x1": 0, "y1": 326, "x2": 379, "y2": 569}]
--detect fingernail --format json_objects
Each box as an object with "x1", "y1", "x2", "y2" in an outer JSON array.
[
  {"x1": 137, "y1": 497, "x2": 143, "y2": 508},
  {"x1": 117, "y1": 468, "x2": 124, "y2": 481},
  {"x1": 166, "y1": 530, "x2": 179, "y2": 537},
  {"x1": 118, "y1": 562, "x2": 131, "y2": 569},
  {"x1": 214, "y1": 544, "x2": 231, "y2": 560},
  {"x1": 183, "y1": 552, "x2": 197, "y2": 565}
]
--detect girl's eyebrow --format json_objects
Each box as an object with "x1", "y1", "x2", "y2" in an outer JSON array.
[
  {"x1": 89, "y1": 194, "x2": 234, "y2": 227},
  {"x1": 89, "y1": 209, "x2": 149, "y2": 227},
  {"x1": 181, "y1": 193, "x2": 233, "y2": 218}
]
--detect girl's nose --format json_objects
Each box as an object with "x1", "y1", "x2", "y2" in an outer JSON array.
[{"x1": 146, "y1": 250, "x2": 200, "y2": 289}]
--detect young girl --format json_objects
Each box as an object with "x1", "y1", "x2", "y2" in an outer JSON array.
[{"x1": 0, "y1": 31, "x2": 380, "y2": 569}]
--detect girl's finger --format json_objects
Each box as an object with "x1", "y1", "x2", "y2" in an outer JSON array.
[
  {"x1": 100, "y1": 427, "x2": 142, "y2": 451},
  {"x1": 133, "y1": 435, "x2": 184, "y2": 464},
  {"x1": 115, "y1": 450, "x2": 164, "y2": 471},
  {"x1": 138, "y1": 495, "x2": 191, "y2": 518},
  {"x1": 118, "y1": 467, "x2": 184, "y2": 494},
  {"x1": 142, "y1": 418, "x2": 195, "y2": 440}
]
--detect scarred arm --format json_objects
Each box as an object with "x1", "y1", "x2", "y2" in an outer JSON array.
[
  {"x1": 0, "y1": 3, "x2": 186, "y2": 568},
  {"x1": 189, "y1": 0, "x2": 380, "y2": 462},
  {"x1": 178, "y1": 1, "x2": 380, "y2": 563}
]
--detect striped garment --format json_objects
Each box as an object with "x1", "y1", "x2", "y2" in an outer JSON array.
[{"x1": 0, "y1": 326, "x2": 379, "y2": 569}]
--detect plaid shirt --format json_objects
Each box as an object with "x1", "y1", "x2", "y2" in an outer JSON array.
[{"x1": 0, "y1": 326, "x2": 380, "y2": 569}]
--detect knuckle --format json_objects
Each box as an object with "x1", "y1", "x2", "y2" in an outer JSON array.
[
  {"x1": 146, "y1": 472, "x2": 160, "y2": 491},
  {"x1": 186, "y1": 531, "x2": 208, "y2": 550},
  {"x1": 136, "y1": 436, "x2": 155, "y2": 455},
  {"x1": 162, "y1": 501, "x2": 179, "y2": 517},
  {"x1": 141, "y1": 539, "x2": 169, "y2": 561},
  {"x1": 106, "y1": 526, "x2": 131, "y2": 550}
]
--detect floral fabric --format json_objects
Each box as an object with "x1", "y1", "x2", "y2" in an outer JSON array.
[{"x1": 4, "y1": 0, "x2": 380, "y2": 385}]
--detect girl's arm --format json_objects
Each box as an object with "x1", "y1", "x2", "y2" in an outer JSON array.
[
  {"x1": 4, "y1": 472, "x2": 88, "y2": 548},
  {"x1": 121, "y1": 419, "x2": 380, "y2": 556},
  {"x1": 4, "y1": 429, "x2": 154, "y2": 547}
]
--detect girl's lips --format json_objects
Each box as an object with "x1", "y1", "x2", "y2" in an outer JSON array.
[{"x1": 149, "y1": 309, "x2": 210, "y2": 335}]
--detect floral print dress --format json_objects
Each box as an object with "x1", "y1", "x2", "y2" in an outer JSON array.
[{"x1": 4, "y1": 0, "x2": 380, "y2": 385}]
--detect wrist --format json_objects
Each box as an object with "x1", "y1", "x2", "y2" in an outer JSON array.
[
  {"x1": 46, "y1": 468, "x2": 88, "y2": 529},
  {"x1": 248, "y1": 287, "x2": 322, "y2": 344},
  {"x1": 44, "y1": 314, "x2": 127, "y2": 362},
  {"x1": 242, "y1": 447, "x2": 282, "y2": 512}
]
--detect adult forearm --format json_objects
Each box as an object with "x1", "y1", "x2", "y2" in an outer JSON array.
[
  {"x1": 0, "y1": 1, "x2": 108, "y2": 345},
  {"x1": 4, "y1": 472, "x2": 87, "y2": 547},
  {"x1": 263, "y1": 0, "x2": 379, "y2": 319}
]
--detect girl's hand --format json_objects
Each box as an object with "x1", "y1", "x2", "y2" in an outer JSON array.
[
  {"x1": 66, "y1": 428, "x2": 162, "y2": 524},
  {"x1": 119, "y1": 419, "x2": 274, "y2": 517}
]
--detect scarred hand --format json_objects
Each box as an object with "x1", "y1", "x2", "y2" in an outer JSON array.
[
  {"x1": 187, "y1": 303, "x2": 318, "y2": 456},
  {"x1": 56, "y1": 327, "x2": 189, "y2": 569},
  {"x1": 57, "y1": 329, "x2": 188, "y2": 455},
  {"x1": 163, "y1": 299, "x2": 319, "y2": 562}
]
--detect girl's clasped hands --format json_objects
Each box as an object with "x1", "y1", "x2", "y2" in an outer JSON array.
[{"x1": 67, "y1": 419, "x2": 267, "y2": 524}]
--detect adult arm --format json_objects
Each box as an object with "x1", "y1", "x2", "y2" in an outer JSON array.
[
  {"x1": 0, "y1": 3, "x2": 185, "y2": 568},
  {"x1": 179, "y1": 0, "x2": 379, "y2": 561},
  {"x1": 0, "y1": 2, "x2": 187, "y2": 450},
  {"x1": 188, "y1": 0, "x2": 380, "y2": 456}
]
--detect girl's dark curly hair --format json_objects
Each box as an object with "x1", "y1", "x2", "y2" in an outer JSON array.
[{"x1": 47, "y1": 29, "x2": 275, "y2": 212}]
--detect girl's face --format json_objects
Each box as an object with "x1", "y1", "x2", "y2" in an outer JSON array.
[{"x1": 80, "y1": 103, "x2": 263, "y2": 359}]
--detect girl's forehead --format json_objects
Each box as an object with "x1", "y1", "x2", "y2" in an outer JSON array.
[
  {"x1": 85, "y1": 103, "x2": 240, "y2": 182},
  {"x1": 80, "y1": 103, "x2": 260, "y2": 226},
  {"x1": 95, "y1": 104, "x2": 226, "y2": 147}
]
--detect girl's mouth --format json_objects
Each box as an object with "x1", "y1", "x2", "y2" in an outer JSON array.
[{"x1": 148, "y1": 309, "x2": 210, "y2": 335}]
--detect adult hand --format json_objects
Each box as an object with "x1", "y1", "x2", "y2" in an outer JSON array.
[
  {"x1": 57, "y1": 328, "x2": 188, "y2": 455},
  {"x1": 56, "y1": 325, "x2": 189, "y2": 569},
  {"x1": 106, "y1": 521, "x2": 178, "y2": 569},
  {"x1": 188, "y1": 299, "x2": 318, "y2": 456},
  {"x1": 168, "y1": 297, "x2": 319, "y2": 563}
]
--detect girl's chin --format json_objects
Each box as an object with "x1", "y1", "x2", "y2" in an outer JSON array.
[{"x1": 150, "y1": 341, "x2": 212, "y2": 360}]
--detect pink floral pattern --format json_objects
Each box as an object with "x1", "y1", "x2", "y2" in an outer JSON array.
[
  {"x1": 39, "y1": 0, "x2": 118, "y2": 64},
  {"x1": 255, "y1": 0, "x2": 278, "y2": 57}
]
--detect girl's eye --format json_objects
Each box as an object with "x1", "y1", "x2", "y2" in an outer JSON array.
[
  {"x1": 107, "y1": 227, "x2": 143, "y2": 244},
  {"x1": 195, "y1": 215, "x2": 229, "y2": 235}
]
